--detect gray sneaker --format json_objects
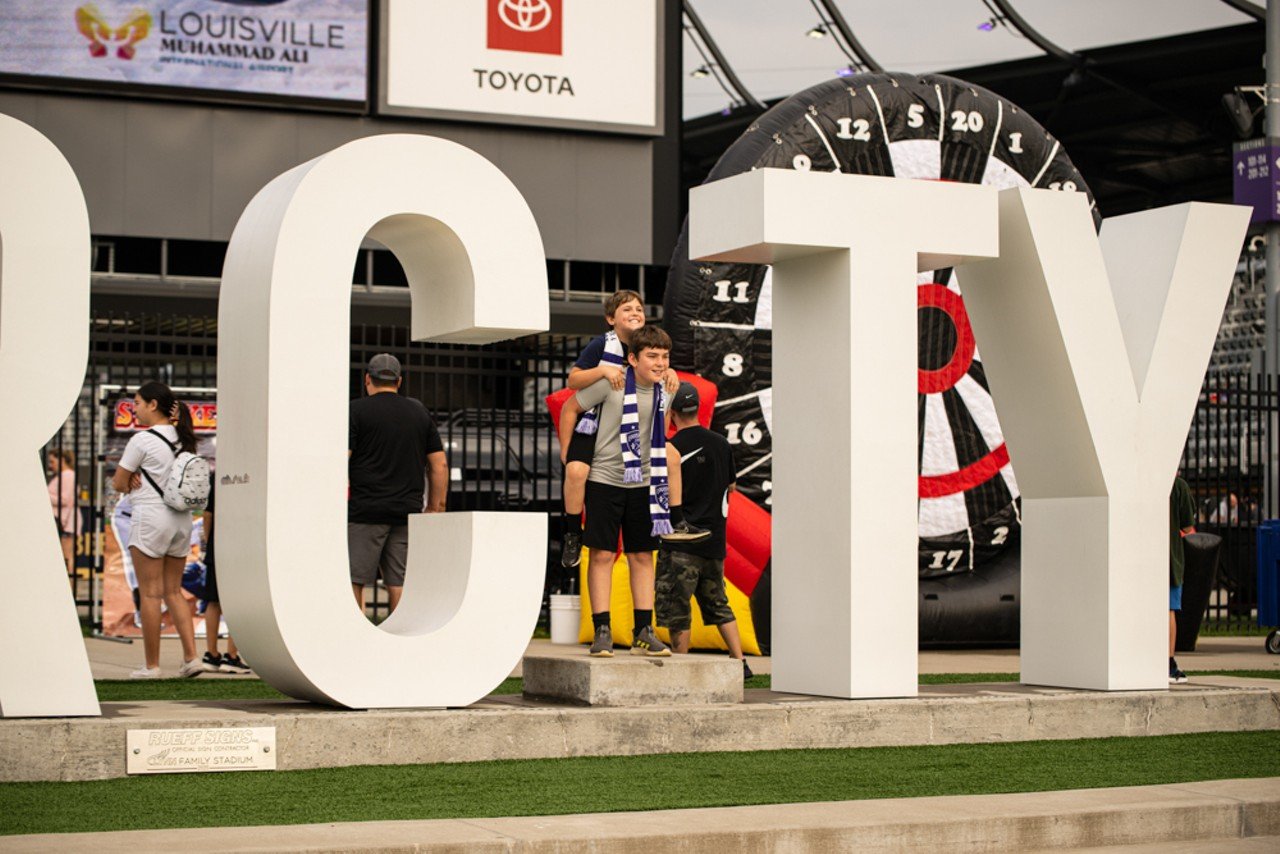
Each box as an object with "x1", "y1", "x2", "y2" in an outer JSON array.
[
  {"x1": 631, "y1": 624, "x2": 672, "y2": 657},
  {"x1": 589, "y1": 624, "x2": 614, "y2": 657},
  {"x1": 660, "y1": 520, "x2": 712, "y2": 543}
]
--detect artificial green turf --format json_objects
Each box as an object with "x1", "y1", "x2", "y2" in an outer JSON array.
[
  {"x1": 94, "y1": 679, "x2": 289, "y2": 702},
  {"x1": 93, "y1": 669, "x2": 1277, "y2": 702},
  {"x1": 1187, "y1": 669, "x2": 1280, "y2": 680},
  {"x1": 1196, "y1": 623, "x2": 1273, "y2": 637},
  {"x1": 0, "y1": 731, "x2": 1275, "y2": 836},
  {"x1": 92, "y1": 677, "x2": 525, "y2": 703},
  {"x1": 919, "y1": 672, "x2": 1019, "y2": 684}
]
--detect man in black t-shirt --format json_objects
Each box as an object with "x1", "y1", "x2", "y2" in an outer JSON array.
[
  {"x1": 655, "y1": 383, "x2": 751, "y2": 677},
  {"x1": 348, "y1": 353, "x2": 448, "y2": 613}
]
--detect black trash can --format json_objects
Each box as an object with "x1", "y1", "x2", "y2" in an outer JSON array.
[{"x1": 1175, "y1": 531, "x2": 1223, "y2": 653}]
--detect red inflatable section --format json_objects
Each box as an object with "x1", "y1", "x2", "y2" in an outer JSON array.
[
  {"x1": 724, "y1": 492, "x2": 770, "y2": 595},
  {"x1": 546, "y1": 370, "x2": 769, "y2": 597}
]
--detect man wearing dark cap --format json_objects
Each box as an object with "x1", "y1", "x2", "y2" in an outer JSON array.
[
  {"x1": 348, "y1": 353, "x2": 448, "y2": 613},
  {"x1": 656, "y1": 382, "x2": 752, "y2": 677}
]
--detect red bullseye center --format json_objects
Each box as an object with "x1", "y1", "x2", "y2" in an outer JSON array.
[{"x1": 917, "y1": 284, "x2": 976, "y2": 394}]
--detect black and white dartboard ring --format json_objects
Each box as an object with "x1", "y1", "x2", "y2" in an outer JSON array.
[{"x1": 665, "y1": 73, "x2": 1100, "y2": 646}]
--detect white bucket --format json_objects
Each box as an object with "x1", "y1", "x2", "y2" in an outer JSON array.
[{"x1": 549, "y1": 594, "x2": 581, "y2": 644}]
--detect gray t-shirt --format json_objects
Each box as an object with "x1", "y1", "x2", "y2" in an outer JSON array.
[{"x1": 576, "y1": 378, "x2": 663, "y2": 488}]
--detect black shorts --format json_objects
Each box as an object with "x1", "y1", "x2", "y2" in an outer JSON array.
[
  {"x1": 565, "y1": 422, "x2": 596, "y2": 466},
  {"x1": 583, "y1": 481, "x2": 657, "y2": 554},
  {"x1": 204, "y1": 560, "x2": 219, "y2": 604}
]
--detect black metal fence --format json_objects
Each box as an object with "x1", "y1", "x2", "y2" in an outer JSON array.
[
  {"x1": 49, "y1": 309, "x2": 589, "y2": 630},
  {"x1": 1179, "y1": 372, "x2": 1280, "y2": 633},
  {"x1": 47, "y1": 310, "x2": 1280, "y2": 636}
]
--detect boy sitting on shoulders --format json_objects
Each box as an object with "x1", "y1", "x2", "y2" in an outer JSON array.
[
  {"x1": 560, "y1": 291, "x2": 678, "y2": 568},
  {"x1": 558, "y1": 326, "x2": 706, "y2": 657}
]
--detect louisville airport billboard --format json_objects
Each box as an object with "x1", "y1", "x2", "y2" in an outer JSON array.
[{"x1": 0, "y1": 0, "x2": 368, "y2": 106}]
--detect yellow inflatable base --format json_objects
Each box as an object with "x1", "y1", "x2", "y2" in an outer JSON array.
[{"x1": 576, "y1": 549, "x2": 761, "y2": 655}]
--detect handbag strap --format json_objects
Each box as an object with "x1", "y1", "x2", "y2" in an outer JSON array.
[{"x1": 139, "y1": 428, "x2": 179, "y2": 497}]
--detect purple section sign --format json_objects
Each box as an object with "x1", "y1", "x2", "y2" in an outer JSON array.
[{"x1": 1232, "y1": 138, "x2": 1280, "y2": 224}]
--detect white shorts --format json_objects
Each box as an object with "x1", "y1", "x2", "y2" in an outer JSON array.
[{"x1": 127, "y1": 505, "x2": 193, "y2": 559}]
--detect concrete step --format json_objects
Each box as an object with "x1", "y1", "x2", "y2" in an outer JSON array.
[
  {"x1": 521, "y1": 652, "x2": 743, "y2": 705},
  {"x1": 2, "y1": 676, "x2": 1276, "y2": 782},
  {"x1": 2, "y1": 777, "x2": 1277, "y2": 852}
]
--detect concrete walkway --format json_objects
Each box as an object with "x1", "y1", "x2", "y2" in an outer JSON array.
[
  {"x1": 84, "y1": 634, "x2": 1280, "y2": 680},
  {"x1": 3, "y1": 777, "x2": 1276, "y2": 852}
]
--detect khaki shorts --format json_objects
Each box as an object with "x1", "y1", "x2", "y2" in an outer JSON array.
[
  {"x1": 348, "y1": 523, "x2": 408, "y2": 587},
  {"x1": 655, "y1": 549, "x2": 735, "y2": 632}
]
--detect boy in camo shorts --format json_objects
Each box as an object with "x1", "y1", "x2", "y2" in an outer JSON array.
[{"x1": 655, "y1": 382, "x2": 752, "y2": 678}]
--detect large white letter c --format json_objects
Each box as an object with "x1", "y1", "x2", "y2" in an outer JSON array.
[{"x1": 217, "y1": 135, "x2": 549, "y2": 708}]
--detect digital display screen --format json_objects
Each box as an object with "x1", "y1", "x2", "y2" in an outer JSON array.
[{"x1": 0, "y1": 0, "x2": 368, "y2": 104}]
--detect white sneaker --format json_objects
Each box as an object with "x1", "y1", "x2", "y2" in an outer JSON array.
[
  {"x1": 177, "y1": 658, "x2": 204, "y2": 678},
  {"x1": 129, "y1": 665, "x2": 161, "y2": 679}
]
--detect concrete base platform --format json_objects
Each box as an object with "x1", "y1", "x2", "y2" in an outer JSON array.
[
  {"x1": 3, "y1": 778, "x2": 1277, "y2": 852},
  {"x1": 521, "y1": 652, "x2": 743, "y2": 706},
  {"x1": 2, "y1": 676, "x2": 1277, "y2": 782}
]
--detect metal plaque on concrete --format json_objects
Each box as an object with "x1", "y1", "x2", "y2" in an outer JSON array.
[{"x1": 126, "y1": 727, "x2": 276, "y2": 774}]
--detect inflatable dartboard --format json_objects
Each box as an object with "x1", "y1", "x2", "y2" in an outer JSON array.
[{"x1": 665, "y1": 73, "x2": 1100, "y2": 647}]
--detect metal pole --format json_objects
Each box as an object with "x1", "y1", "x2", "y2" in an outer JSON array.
[
  {"x1": 1268, "y1": 0, "x2": 1280, "y2": 376},
  {"x1": 1268, "y1": 0, "x2": 1280, "y2": 519}
]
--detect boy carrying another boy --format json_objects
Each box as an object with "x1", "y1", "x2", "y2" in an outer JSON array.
[
  {"x1": 656, "y1": 382, "x2": 752, "y2": 679},
  {"x1": 558, "y1": 326, "x2": 706, "y2": 657},
  {"x1": 560, "y1": 290, "x2": 678, "y2": 568}
]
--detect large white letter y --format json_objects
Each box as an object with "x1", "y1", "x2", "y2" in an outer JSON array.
[{"x1": 959, "y1": 189, "x2": 1248, "y2": 690}]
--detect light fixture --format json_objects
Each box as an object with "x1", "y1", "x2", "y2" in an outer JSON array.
[
  {"x1": 836, "y1": 66, "x2": 856, "y2": 79},
  {"x1": 977, "y1": 18, "x2": 996, "y2": 32},
  {"x1": 806, "y1": 24, "x2": 827, "y2": 39},
  {"x1": 1223, "y1": 87, "x2": 1266, "y2": 139},
  {"x1": 690, "y1": 64, "x2": 710, "y2": 79}
]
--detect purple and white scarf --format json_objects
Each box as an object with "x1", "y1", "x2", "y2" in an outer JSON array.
[
  {"x1": 620, "y1": 366, "x2": 672, "y2": 535},
  {"x1": 574, "y1": 331, "x2": 626, "y2": 436}
]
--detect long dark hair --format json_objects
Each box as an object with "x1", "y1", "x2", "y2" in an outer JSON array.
[{"x1": 136, "y1": 381, "x2": 197, "y2": 454}]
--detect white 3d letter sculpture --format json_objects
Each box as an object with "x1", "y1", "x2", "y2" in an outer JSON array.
[
  {"x1": 958, "y1": 189, "x2": 1248, "y2": 690},
  {"x1": 0, "y1": 115, "x2": 98, "y2": 717},
  {"x1": 217, "y1": 135, "x2": 549, "y2": 708},
  {"x1": 691, "y1": 170, "x2": 999, "y2": 698}
]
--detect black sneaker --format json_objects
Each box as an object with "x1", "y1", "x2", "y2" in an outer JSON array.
[
  {"x1": 660, "y1": 520, "x2": 712, "y2": 543},
  {"x1": 630, "y1": 624, "x2": 671, "y2": 657},
  {"x1": 201, "y1": 652, "x2": 223, "y2": 672},
  {"x1": 220, "y1": 654, "x2": 251, "y2": 674},
  {"x1": 742, "y1": 659, "x2": 754, "y2": 681},
  {"x1": 1169, "y1": 659, "x2": 1188, "y2": 684},
  {"x1": 589, "y1": 624, "x2": 614, "y2": 657},
  {"x1": 561, "y1": 530, "x2": 582, "y2": 568}
]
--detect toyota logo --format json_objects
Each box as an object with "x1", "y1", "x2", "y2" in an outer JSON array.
[{"x1": 498, "y1": 0, "x2": 552, "y2": 33}]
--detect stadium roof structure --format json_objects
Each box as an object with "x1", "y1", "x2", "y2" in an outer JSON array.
[{"x1": 682, "y1": 1, "x2": 1266, "y2": 218}]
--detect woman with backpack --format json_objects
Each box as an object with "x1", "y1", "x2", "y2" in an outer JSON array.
[{"x1": 112, "y1": 381, "x2": 205, "y2": 679}]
